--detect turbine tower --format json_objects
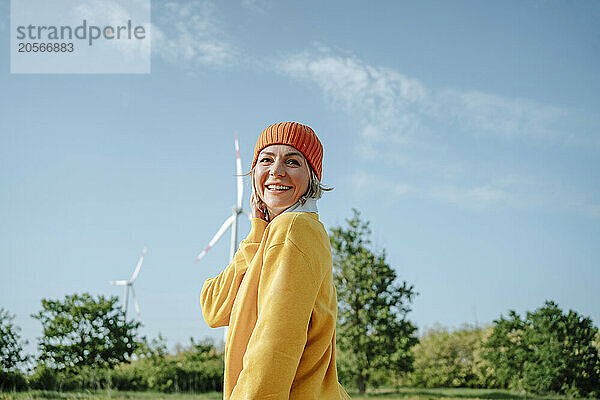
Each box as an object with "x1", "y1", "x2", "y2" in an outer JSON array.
[
  {"x1": 109, "y1": 246, "x2": 146, "y2": 318},
  {"x1": 195, "y1": 133, "x2": 250, "y2": 264}
]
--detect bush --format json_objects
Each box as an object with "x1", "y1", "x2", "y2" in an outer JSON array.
[
  {"x1": 407, "y1": 324, "x2": 498, "y2": 389},
  {"x1": 109, "y1": 364, "x2": 148, "y2": 391},
  {"x1": 28, "y1": 365, "x2": 57, "y2": 391},
  {"x1": 58, "y1": 366, "x2": 112, "y2": 391},
  {"x1": 25, "y1": 336, "x2": 225, "y2": 393},
  {"x1": 109, "y1": 337, "x2": 225, "y2": 393},
  {"x1": 148, "y1": 359, "x2": 223, "y2": 393},
  {"x1": 336, "y1": 349, "x2": 357, "y2": 390},
  {"x1": 483, "y1": 300, "x2": 600, "y2": 397},
  {"x1": 0, "y1": 370, "x2": 28, "y2": 391}
]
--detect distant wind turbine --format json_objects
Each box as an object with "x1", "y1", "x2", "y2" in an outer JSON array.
[
  {"x1": 109, "y1": 246, "x2": 146, "y2": 318},
  {"x1": 195, "y1": 133, "x2": 251, "y2": 264}
]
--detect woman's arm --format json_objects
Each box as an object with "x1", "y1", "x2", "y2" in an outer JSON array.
[
  {"x1": 231, "y1": 238, "x2": 326, "y2": 399},
  {"x1": 200, "y1": 218, "x2": 267, "y2": 328}
]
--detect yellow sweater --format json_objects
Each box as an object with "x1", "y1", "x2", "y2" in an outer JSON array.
[{"x1": 200, "y1": 212, "x2": 351, "y2": 400}]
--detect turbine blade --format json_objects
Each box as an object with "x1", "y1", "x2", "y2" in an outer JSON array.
[
  {"x1": 230, "y1": 211, "x2": 238, "y2": 263},
  {"x1": 130, "y1": 286, "x2": 141, "y2": 317},
  {"x1": 195, "y1": 214, "x2": 235, "y2": 263},
  {"x1": 109, "y1": 280, "x2": 128, "y2": 286},
  {"x1": 129, "y1": 246, "x2": 146, "y2": 282},
  {"x1": 235, "y1": 132, "x2": 243, "y2": 209}
]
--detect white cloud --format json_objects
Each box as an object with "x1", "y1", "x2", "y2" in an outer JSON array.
[
  {"x1": 351, "y1": 171, "x2": 548, "y2": 212},
  {"x1": 428, "y1": 184, "x2": 508, "y2": 210},
  {"x1": 277, "y1": 46, "x2": 600, "y2": 216},
  {"x1": 241, "y1": 0, "x2": 267, "y2": 14},
  {"x1": 351, "y1": 171, "x2": 419, "y2": 198},
  {"x1": 434, "y1": 89, "x2": 575, "y2": 142},
  {"x1": 152, "y1": 1, "x2": 236, "y2": 70},
  {"x1": 73, "y1": 0, "x2": 150, "y2": 62},
  {"x1": 356, "y1": 134, "x2": 464, "y2": 179},
  {"x1": 349, "y1": 169, "x2": 600, "y2": 218},
  {"x1": 278, "y1": 47, "x2": 598, "y2": 151},
  {"x1": 587, "y1": 204, "x2": 600, "y2": 219},
  {"x1": 280, "y1": 51, "x2": 427, "y2": 148}
]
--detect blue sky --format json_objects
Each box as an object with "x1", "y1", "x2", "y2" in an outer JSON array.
[{"x1": 1, "y1": 0, "x2": 599, "y2": 357}]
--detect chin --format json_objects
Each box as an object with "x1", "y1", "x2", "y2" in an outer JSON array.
[
  {"x1": 266, "y1": 202, "x2": 293, "y2": 212},
  {"x1": 264, "y1": 198, "x2": 295, "y2": 214}
]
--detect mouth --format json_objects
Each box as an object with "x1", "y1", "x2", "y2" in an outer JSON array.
[{"x1": 265, "y1": 184, "x2": 292, "y2": 192}]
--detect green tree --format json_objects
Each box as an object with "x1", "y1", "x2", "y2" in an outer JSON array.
[
  {"x1": 484, "y1": 300, "x2": 600, "y2": 397},
  {"x1": 330, "y1": 209, "x2": 418, "y2": 394},
  {"x1": 115, "y1": 336, "x2": 224, "y2": 393},
  {"x1": 482, "y1": 310, "x2": 527, "y2": 389},
  {"x1": 0, "y1": 307, "x2": 28, "y2": 371},
  {"x1": 0, "y1": 307, "x2": 29, "y2": 391},
  {"x1": 32, "y1": 293, "x2": 140, "y2": 370},
  {"x1": 135, "y1": 333, "x2": 168, "y2": 364},
  {"x1": 409, "y1": 324, "x2": 497, "y2": 388},
  {"x1": 182, "y1": 337, "x2": 222, "y2": 363}
]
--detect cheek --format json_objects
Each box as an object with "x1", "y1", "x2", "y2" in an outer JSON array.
[
  {"x1": 301, "y1": 167, "x2": 311, "y2": 193},
  {"x1": 300, "y1": 179, "x2": 309, "y2": 194},
  {"x1": 294, "y1": 171, "x2": 310, "y2": 195},
  {"x1": 253, "y1": 168, "x2": 266, "y2": 194}
]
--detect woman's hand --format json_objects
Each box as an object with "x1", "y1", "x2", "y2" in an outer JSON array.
[{"x1": 250, "y1": 190, "x2": 269, "y2": 222}]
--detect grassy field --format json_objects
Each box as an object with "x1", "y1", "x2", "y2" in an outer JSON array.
[
  {"x1": 0, "y1": 392, "x2": 220, "y2": 400},
  {"x1": 0, "y1": 388, "x2": 591, "y2": 400}
]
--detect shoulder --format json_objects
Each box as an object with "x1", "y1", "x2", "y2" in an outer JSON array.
[
  {"x1": 265, "y1": 212, "x2": 330, "y2": 265},
  {"x1": 266, "y1": 212, "x2": 326, "y2": 241}
]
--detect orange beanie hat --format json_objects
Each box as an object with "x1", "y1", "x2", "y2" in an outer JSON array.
[{"x1": 251, "y1": 121, "x2": 323, "y2": 181}]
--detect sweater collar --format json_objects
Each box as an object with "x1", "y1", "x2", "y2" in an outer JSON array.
[{"x1": 281, "y1": 197, "x2": 318, "y2": 215}]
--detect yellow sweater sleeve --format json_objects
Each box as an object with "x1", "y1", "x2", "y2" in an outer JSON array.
[
  {"x1": 231, "y1": 237, "x2": 326, "y2": 399},
  {"x1": 200, "y1": 218, "x2": 268, "y2": 328}
]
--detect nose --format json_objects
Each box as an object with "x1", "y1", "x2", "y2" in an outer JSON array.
[{"x1": 269, "y1": 159, "x2": 285, "y2": 177}]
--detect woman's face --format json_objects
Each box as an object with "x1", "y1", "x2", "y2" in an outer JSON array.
[{"x1": 253, "y1": 144, "x2": 310, "y2": 219}]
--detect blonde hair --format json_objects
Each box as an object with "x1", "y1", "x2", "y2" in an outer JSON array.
[{"x1": 298, "y1": 168, "x2": 333, "y2": 205}]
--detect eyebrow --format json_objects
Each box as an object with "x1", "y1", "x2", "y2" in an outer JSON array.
[{"x1": 260, "y1": 151, "x2": 303, "y2": 158}]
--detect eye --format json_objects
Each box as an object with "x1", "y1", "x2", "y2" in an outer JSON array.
[
  {"x1": 286, "y1": 159, "x2": 300, "y2": 166},
  {"x1": 259, "y1": 157, "x2": 272, "y2": 163}
]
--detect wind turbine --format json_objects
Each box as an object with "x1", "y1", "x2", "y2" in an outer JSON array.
[
  {"x1": 109, "y1": 246, "x2": 146, "y2": 318},
  {"x1": 195, "y1": 133, "x2": 251, "y2": 264}
]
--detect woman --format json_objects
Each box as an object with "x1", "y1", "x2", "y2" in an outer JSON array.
[{"x1": 200, "y1": 122, "x2": 351, "y2": 399}]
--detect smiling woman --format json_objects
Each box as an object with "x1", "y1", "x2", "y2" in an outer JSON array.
[
  {"x1": 252, "y1": 144, "x2": 311, "y2": 220},
  {"x1": 200, "y1": 122, "x2": 350, "y2": 399}
]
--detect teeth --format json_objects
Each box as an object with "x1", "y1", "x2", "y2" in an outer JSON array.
[{"x1": 267, "y1": 185, "x2": 291, "y2": 190}]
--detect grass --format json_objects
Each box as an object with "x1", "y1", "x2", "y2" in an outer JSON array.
[
  {"x1": 0, "y1": 388, "x2": 595, "y2": 400},
  {"x1": 348, "y1": 387, "x2": 578, "y2": 399},
  {"x1": 0, "y1": 392, "x2": 222, "y2": 400}
]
